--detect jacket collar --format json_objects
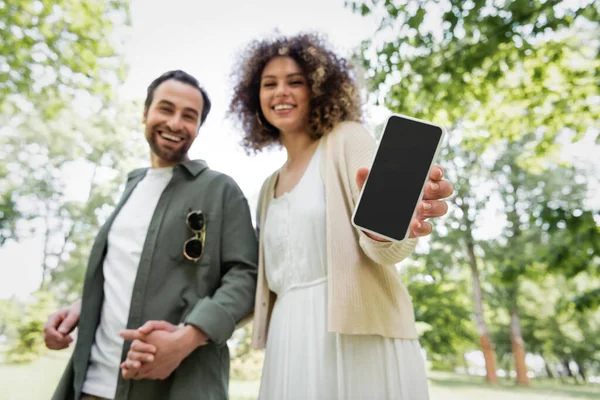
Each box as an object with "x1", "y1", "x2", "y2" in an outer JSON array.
[
  {"x1": 178, "y1": 159, "x2": 209, "y2": 177},
  {"x1": 127, "y1": 159, "x2": 209, "y2": 180}
]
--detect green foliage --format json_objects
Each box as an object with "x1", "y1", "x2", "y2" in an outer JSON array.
[
  {"x1": 408, "y1": 132, "x2": 496, "y2": 359},
  {"x1": 521, "y1": 276, "x2": 600, "y2": 380},
  {"x1": 349, "y1": 1, "x2": 599, "y2": 373},
  {"x1": 0, "y1": 100, "x2": 146, "y2": 301},
  {"x1": 229, "y1": 326, "x2": 264, "y2": 381},
  {"x1": 0, "y1": 0, "x2": 132, "y2": 253},
  {"x1": 429, "y1": 358, "x2": 459, "y2": 372},
  {"x1": 541, "y1": 206, "x2": 599, "y2": 270},
  {"x1": 571, "y1": 288, "x2": 600, "y2": 312},
  {"x1": 4, "y1": 290, "x2": 56, "y2": 363},
  {"x1": 0, "y1": 298, "x2": 20, "y2": 338},
  {"x1": 0, "y1": 162, "x2": 19, "y2": 246},
  {"x1": 530, "y1": 165, "x2": 600, "y2": 312},
  {"x1": 0, "y1": 0, "x2": 130, "y2": 116},
  {"x1": 408, "y1": 269, "x2": 478, "y2": 356},
  {"x1": 351, "y1": 0, "x2": 599, "y2": 150}
]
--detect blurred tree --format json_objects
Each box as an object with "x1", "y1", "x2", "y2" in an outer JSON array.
[
  {"x1": 229, "y1": 325, "x2": 265, "y2": 381},
  {"x1": 348, "y1": 0, "x2": 599, "y2": 148},
  {"x1": 0, "y1": 100, "x2": 145, "y2": 299},
  {"x1": 482, "y1": 135, "x2": 589, "y2": 385},
  {"x1": 0, "y1": 162, "x2": 20, "y2": 246},
  {"x1": 405, "y1": 261, "x2": 478, "y2": 371},
  {"x1": 349, "y1": 0, "x2": 599, "y2": 384},
  {"x1": 0, "y1": 0, "x2": 130, "y2": 116},
  {"x1": 539, "y1": 205, "x2": 600, "y2": 312},
  {"x1": 4, "y1": 290, "x2": 56, "y2": 363},
  {"x1": 0, "y1": 0, "x2": 131, "y2": 251},
  {"x1": 0, "y1": 297, "x2": 20, "y2": 338},
  {"x1": 445, "y1": 138, "x2": 501, "y2": 383},
  {"x1": 405, "y1": 132, "x2": 501, "y2": 383},
  {"x1": 517, "y1": 275, "x2": 600, "y2": 384}
]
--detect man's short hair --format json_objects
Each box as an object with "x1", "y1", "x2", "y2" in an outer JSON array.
[{"x1": 144, "y1": 70, "x2": 211, "y2": 126}]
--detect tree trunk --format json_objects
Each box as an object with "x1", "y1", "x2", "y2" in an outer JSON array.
[
  {"x1": 503, "y1": 177, "x2": 529, "y2": 386},
  {"x1": 53, "y1": 165, "x2": 99, "y2": 274},
  {"x1": 541, "y1": 356, "x2": 555, "y2": 379},
  {"x1": 40, "y1": 204, "x2": 52, "y2": 289},
  {"x1": 510, "y1": 307, "x2": 530, "y2": 385},
  {"x1": 466, "y1": 239, "x2": 499, "y2": 384},
  {"x1": 558, "y1": 370, "x2": 565, "y2": 384},
  {"x1": 562, "y1": 359, "x2": 579, "y2": 384},
  {"x1": 576, "y1": 361, "x2": 587, "y2": 383},
  {"x1": 503, "y1": 356, "x2": 512, "y2": 382}
]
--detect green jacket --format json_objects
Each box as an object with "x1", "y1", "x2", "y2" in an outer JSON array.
[{"x1": 52, "y1": 160, "x2": 258, "y2": 400}]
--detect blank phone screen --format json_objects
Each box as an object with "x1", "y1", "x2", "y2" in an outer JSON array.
[{"x1": 353, "y1": 115, "x2": 443, "y2": 241}]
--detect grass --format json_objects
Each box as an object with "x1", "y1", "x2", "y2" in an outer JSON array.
[
  {"x1": 0, "y1": 351, "x2": 598, "y2": 400},
  {"x1": 0, "y1": 349, "x2": 71, "y2": 400},
  {"x1": 428, "y1": 371, "x2": 600, "y2": 400},
  {"x1": 0, "y1": 349, "x2": 259, "y2": 400}
]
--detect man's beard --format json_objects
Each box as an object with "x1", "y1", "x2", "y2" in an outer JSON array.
[{"x1": 149, "y1": 132, "x2": 191, "y2": 163}]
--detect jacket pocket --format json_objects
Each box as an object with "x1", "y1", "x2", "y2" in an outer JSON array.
[{"x1": 167, "y1": 210, "x2": 220, "y2": 267}]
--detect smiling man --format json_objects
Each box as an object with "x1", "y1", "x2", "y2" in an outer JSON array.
[{"x1": 44, "y1": 70, "x2": 258, "y2": 400}]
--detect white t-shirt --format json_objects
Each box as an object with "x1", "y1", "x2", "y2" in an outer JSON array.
[{"x1": 82, "y1": 167, "x2": 173, "y2": 398}]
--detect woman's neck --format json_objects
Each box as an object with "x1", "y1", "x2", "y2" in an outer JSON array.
[{"x1": 280, "y1": 130, "x2": 318, "y2": 166}]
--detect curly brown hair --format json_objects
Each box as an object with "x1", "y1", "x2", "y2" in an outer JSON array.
[{"x1": 228, "y1": 32, "x2": 362, "y2": 153}]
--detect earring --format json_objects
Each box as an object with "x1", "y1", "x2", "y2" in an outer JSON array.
[{"x1": 255, "y1": 111, "x2": 264, "y2": 127}]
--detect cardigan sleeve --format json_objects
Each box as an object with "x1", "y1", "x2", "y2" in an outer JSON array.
[
  {"x1": 338, "y1": 121, "x2": 419, "y2": 265},
  {"x1": 255, "y1": 177, "x2": 269, "y2": 238}
]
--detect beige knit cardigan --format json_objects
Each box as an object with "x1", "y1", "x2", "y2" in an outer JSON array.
[{"x1": 251, "y1": 121, "x2": 419, "y2": 349}]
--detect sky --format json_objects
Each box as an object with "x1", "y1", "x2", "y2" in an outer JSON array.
[{"x1": 1, "y1": 0, "x2": 598, "y2": 299}]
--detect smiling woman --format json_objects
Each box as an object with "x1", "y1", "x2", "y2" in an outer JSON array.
[
  {"x1": 225, "y1": 32, "x2": 453, "y2": 400},
  {"x1": 228, "y1": 34, "x2": 361, "y2": 154},
  {"x1": 259, "y1": 57, "x2": 312, "y2": 138}
]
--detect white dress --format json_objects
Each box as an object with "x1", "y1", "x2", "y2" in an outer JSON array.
[{"x1": 259, "y1": 143, "x2": 430, "y2": 400}]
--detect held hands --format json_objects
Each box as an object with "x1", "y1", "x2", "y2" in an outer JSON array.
[
  {"x1": 355, "y1": 165, "x2": 453, "y2": 241},
  {"x1": 43, "y1": 300, "x2": 81, "y2": 350},
  {"x1": 119, "y1": 320, "x2": 208, "y2": 380}
]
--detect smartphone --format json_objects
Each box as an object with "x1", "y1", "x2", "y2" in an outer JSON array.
[{"x1": 351, "y1": 114, "x2": 446, "y2": 242}]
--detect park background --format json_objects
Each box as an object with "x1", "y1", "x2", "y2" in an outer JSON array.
[{"x1": 0, "y1": 0, "x2": 599, "y2": 399}]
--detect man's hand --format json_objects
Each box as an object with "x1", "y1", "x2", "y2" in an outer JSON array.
[
  {"x1": 119, "y1": 320, "x2": 208, "y2": 380},
  {"x1": 356, "y1": 165, "x2": 453, "y2": 241},
  {"x1": 43, "y1": 300, "x2": 81, "y2": 350}
]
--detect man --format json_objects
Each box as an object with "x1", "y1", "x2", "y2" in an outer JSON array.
[{"x1": 44, "y1": 70, "x2": 258, "y2": 400}]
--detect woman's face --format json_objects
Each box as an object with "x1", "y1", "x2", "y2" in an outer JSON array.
[{"x1": 259, "y1": 56, "x2": 311, "y2": 136}]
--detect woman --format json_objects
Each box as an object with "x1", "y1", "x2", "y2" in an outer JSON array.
[{"x1": 228, "y1": 33, "x2": 451, "y2": 399}]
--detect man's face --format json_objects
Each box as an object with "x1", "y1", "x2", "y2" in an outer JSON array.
[{"x1": 143, "y1": 79, "x2": 204, "y2": 167}]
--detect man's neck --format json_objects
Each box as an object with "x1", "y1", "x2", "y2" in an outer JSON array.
[{"x1": 150, "y1": 152, "x2": 189, "y2": 168}]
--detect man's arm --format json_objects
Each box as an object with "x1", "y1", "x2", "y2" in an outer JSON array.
[
  {"x1": 43, "y1": 299, "x2": 81, "y2": 350},
  {"x1": 119, "y1": 179, "x2": 259, "y2": 380},
  {"x1": 119, "y1": 322, "x2": 207, "y2": 380},
  {"x1": 183, "y1": 179, "x2": 259, "y2": 345}
]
